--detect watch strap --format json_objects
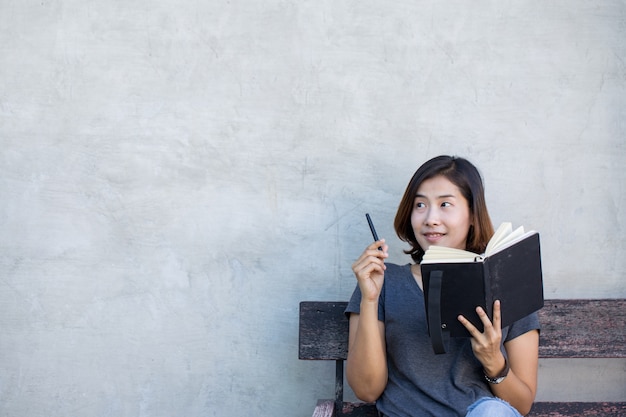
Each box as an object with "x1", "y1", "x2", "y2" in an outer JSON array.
[{"x1": 484, "y1": 358, "x2": 510, "y2": 384}]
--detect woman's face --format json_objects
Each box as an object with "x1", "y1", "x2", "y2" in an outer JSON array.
[{"x1": 411, "y1": 175, "x2": 472, "y2": 253}]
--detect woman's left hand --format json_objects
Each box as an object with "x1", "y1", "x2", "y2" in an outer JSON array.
[{"x1": 458, "y1": 300, "x2": 506, "y2": 376}]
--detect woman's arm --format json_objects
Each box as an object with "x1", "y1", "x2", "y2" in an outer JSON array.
[
  {"x1": 346, "y1": 310, "x2": 387, "y2": 402},
  {"x1": 489, "y1": 330, "x2": 539, "y2": 415},
  {"x1": 346, "y1": 240, "x2": 389, "y2": 402},
  {"x1": 459, "y1": 301, "x2": 539, "y2": 415}
]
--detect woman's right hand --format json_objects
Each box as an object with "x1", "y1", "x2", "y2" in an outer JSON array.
[
  {"x1": 351, "y1": 240, "x2": 389, "y2": 302},
  {"x1": 347, "y1": 240, "x2": 389, "y2": 401}
]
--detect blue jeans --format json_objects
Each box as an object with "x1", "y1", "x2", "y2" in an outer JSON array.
[{"x1": 466, "y1": 397, "x2": 523, "y2": 417}]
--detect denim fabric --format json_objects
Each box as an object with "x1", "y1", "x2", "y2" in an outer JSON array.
[
  {"x1": 466, "y1": 397, "x2": 523, "y2": 417},
  {"x1": 377, "y1": 397, "x2": 522, "y2": 417}
]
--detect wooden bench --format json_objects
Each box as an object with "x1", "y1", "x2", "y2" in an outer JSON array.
[{"x1": 299, "y1": 299, "x2": 626, "y2": 417}]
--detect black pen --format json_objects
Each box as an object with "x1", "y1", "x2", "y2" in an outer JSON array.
[{"x1": 365, "y1": 213, "x2": 382, "y2": 250}]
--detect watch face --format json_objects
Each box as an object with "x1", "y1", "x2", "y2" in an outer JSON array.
[{"x1": 484, "y1": 374, "x2": 507, "y2": 384}]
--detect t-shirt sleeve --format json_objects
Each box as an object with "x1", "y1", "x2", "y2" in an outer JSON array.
[
  {"x1": 505, "y1": 311, "x2": 540, "y2": 342},
  {"x1": 345, "y1": 283, "x2": 362, "y2": 317},
  {"x1": 345, "y1": 283, "x2": 385, "y2": 322}
]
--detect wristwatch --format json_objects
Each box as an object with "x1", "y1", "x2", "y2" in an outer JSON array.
[{"x1": 484, "y1": 359, "x2": 510, "y2": 384}]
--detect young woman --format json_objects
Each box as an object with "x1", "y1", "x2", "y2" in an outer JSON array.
[{"x1": 346, "y1": 156, "x2": 539, "y2": 417}]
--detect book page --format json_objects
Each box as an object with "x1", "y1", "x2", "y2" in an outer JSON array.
[
  {"x1": 485, "y1": 222, "x2": 513, "y2": 255},
  {"x1": 421, "y1": 222, "x2": 535, "y2": 263},
  {"x1": 421, "y1": 246, "x2": 479, "y2": 263},
  {"x1": 487, "y1": 227, "x2": 536, "y2": 256},
  {"x1": 489, "y1": 225, "x2": 525, "y2": 253}
]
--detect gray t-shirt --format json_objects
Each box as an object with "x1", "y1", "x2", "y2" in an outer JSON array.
[{"x1": 345, "y1": 263, "x2": 540, "y2": 417}]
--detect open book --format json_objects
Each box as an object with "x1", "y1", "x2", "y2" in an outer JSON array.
[
  {"x1": 422, "y1": 222, "x2": 532, "y2": 263},
  {"x1": 420, "y1": 222, "x2": 544, "y2": 354}
]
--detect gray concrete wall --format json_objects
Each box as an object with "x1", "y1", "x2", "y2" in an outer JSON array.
[{"x1": 1, "y1": 1, "x2": 625, "y2": 416}]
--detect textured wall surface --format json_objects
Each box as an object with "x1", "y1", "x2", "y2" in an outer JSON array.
[{"x1": 1, "y1": 1, "x2": 625, "y2": 416}]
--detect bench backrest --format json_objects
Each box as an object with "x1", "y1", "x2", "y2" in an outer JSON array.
[{"x1": 299, "y1": 299, "x2": 626, "y2": 361}]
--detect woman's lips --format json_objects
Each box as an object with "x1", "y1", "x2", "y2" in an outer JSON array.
[{"x1": 423, "y1": 232, "x2": 445, "y2": 244}]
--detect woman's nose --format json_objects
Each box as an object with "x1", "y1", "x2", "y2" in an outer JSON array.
[{"x1": 425, "y1": 208, "x2": 440, "y2": 225}]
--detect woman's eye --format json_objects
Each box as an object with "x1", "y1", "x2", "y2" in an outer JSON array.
[
  {"x1": 415, "y1": 202, "x2": 426, "y2": 209},
  {"x1": 441, "y1": 202, "x2": 452, "y2": 208}
]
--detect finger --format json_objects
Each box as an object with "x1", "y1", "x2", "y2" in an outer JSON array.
[
  {"x1": 357, "y1": 244, "x2": 388, "y2": 262},
  {"x1": 472, "y1": 306, "x2": 497, "y2": 335},
  {"x1": 380, "y1": 241, "x2": 389, "y2": 254},
  {"x1": 492, "y1": 300, "x2": 502, "y2": 329},
  {"x1": 359, "y1": 250, "x2": 388, "y2": 268},
  {"x1": 352, "y1": 247, "x2": 384, "y2": 268},
  {"x1": 357, "y1": 253, "x2": 387, "y2": 268},
  {"x1": 362, "y1": 259, "x2": 385, "y2": 273},
  {"x1": 457, "y1": 314, "x2": 481, "y2": 337},
  {"x1": 369, "y1": 239, "x2": 389, "y2": 255},
  {"x1": 352, "y1": 257, "x2": 386, "y2": 277},
  {"x1": 476, "y1": 306, "x2": 493, "y2": 325}
]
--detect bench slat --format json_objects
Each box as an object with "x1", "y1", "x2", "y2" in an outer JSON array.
[
  {"x1": 299, "y1": 299, "x2": 626, "y2": 360},
  {"x1": 537, "y1": 299, "x2": 626, "y2": 358},
  {"x1": 312, "y1": 401, "x2": 626, "y2": 417},
  {"x1": 312, "y1": 400, "x2": 378, "y2": 417},
  {"x1": 529, "y1": 401, "x2": 626, "y2": 417}
]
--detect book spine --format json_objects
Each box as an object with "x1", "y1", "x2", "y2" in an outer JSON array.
[{"x1": 483, "y1": 259, "x2": 494, "y2": 321}]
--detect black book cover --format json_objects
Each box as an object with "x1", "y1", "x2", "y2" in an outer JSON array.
[{"x1": 421, "y1": 233, "x2": 544, "y2": 352}]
